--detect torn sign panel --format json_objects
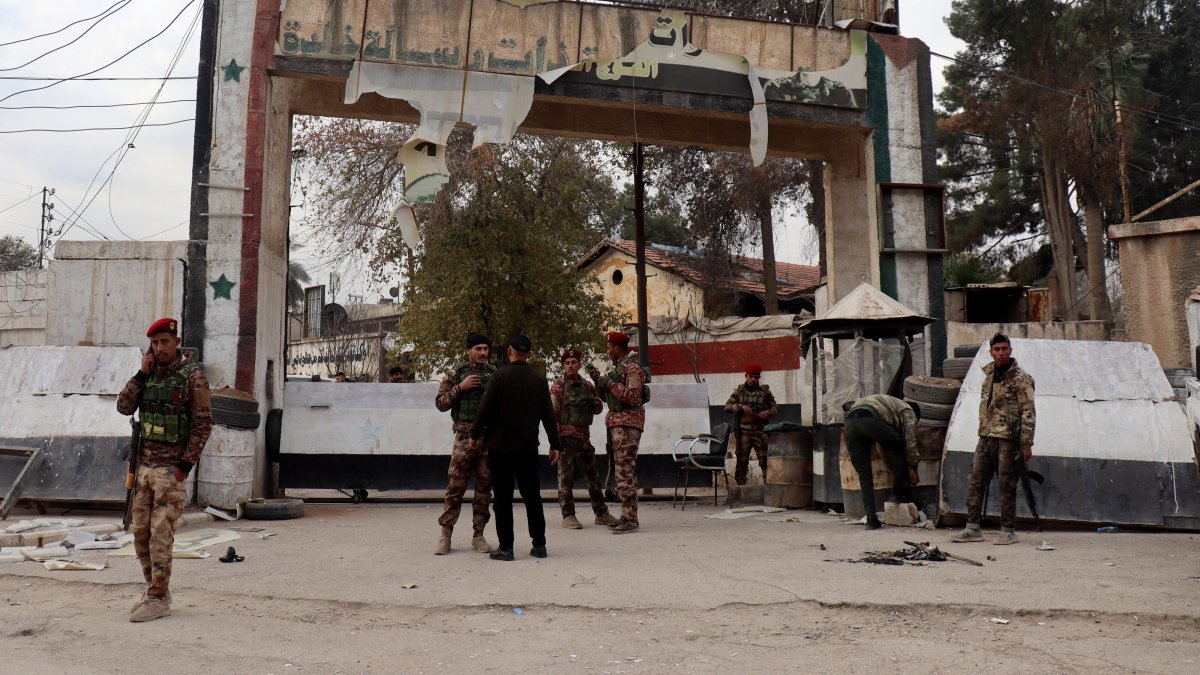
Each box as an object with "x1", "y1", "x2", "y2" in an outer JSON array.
[{"x1": 345, "y1": 62, "x2": 535, "y2": 203}]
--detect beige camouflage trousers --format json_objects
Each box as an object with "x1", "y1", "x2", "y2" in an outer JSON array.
[
  {"x1": 610, "y1": 426, "x2": 641, "y2": 524},
  {"x1": 131, "y1": 464, "x2": 186, "y2": 597},
  {"x1": 438, "y1": 430, "x2": 492, "y2": 535},
  {"x1": 734, "y1": 429, "x2": 768, "y2": 485},
  {"x1": 557, "y1": 436, "x2": 609, "y2": 518}
]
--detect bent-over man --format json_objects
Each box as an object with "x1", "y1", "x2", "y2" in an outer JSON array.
[{"x1": 842, "y1": 394, "x2": 921, "y2": 530}]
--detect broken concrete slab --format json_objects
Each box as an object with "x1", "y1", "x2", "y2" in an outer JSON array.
[
  {"x1": 21, "y1": 545, "x2": 70, "y2": 561},
  {"x1": 65, "y1": 530, "x2": 98, "y2": 547},
  {"x1": 20, "y1": 528, "x2": 69, "y2": 547},
  {"x1": 882, "y1": 501, "x2": 919, "y2": 526},
  {"x1": 0, "y1": 532, "x2": 21, "y2": 547},
  {"x1": 80, "y1": 523, "x2": 122, "y2": 535},
  {"x1": 74, "y1": 540, "x2": 123, "y2": 551},
  {"x1": 0, "y1": 553, "x2": 24, "y2": 563},
  {"x1": 5, "y1": 520, "x2": 37, "y2": 533},
  {"x1": 178, "y1": 512, "x2": 215, "y2": 528}
]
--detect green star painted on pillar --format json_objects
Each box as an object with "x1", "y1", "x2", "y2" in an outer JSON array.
[
  {"x1": 221, "y1": 58, "x2": 246, "y2": 82},
  {"x1": 210, "y1": 274, "x2": 236, "y2": 300}
]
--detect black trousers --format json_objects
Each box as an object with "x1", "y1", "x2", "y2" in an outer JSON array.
[
  {"x1": 844, "y1": 410, "x2": 911, "y2": 519},
  {"x1": 488, "y1": 451, "x2": 546, "y2": 550}
]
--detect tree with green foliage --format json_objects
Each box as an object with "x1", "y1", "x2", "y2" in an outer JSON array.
[
  {"x1": 294, "y1": 118, "x2": 624, "y2": 376},
  {"x1": 940, "y1": 0, "x2": 1160, "y2": 321},
  {"x1": 0, "y1": 234, "x2": 38, "y2": 272}
]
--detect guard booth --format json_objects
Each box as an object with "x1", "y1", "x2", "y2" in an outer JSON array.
[{"x1": 800, "y1": 283, "x2": 932, "y2": 515}]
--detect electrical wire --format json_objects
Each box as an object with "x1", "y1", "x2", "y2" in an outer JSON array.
[
  {"x1": 0, "y1": 98, "x2": 194, "y2": 110},
  {"x1": 0, "y1": 191, "x2": 40, "y2": 216},
  {"x1": 0, "y1": 0, "x2": 132, "y2": 72},
  {"x1": 0, "y1": 0, "x2": 198, "y2": 104},
  {"x1": 0, "y1": 0, "x2": 127, "y2": 48},
  {"x1": 52, "y1": 1, "x2": 200, "y2": 244},
  {"x1": 0, "y1": 119, "x2": 194, "y2": 134},
  {"x1": 0, "y1": 76, "x2": 196, "y2": 81}
]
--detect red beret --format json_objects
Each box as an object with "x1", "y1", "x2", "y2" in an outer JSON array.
[
  {"x1": 561, "y1": 348, "x2": 582, "y2": 362},
  {"x1": 745, "y1": 363, "x2": 763, "y2": 375},
  {"x1": 606, "y1": 331, "x2": 630, "y2": 345},
  {"x1": 146, "y1": 317, "x2": 178, "y2": 337}
]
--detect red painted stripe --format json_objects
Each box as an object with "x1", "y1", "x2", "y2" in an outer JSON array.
[
  {"x1": 647, "y1": 336, "x2": 801, "y2": 376},
  {"x1": 234, "y1": 2, "x2": 279, "y2": 392}
]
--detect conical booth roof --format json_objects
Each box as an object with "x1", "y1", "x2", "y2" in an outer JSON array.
[{"x1": 801, "y1": 283, "x2": 932, "y2": 339}]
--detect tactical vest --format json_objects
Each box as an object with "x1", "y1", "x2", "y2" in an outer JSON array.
[
  {"x1": 451, "y1": 363, "x2": 495, "y2": 423},
  {"x1": 561, "y1": 378, "x2": 595, "y2": 427},
  {"x1": 605, "y1": 354, "x2": 651, "y2": 413},
  {"x1": 138, "y1": 362, "x2": 199, "y2": 444},
  {"x1": 738, "y1": 386, "x2": 768, "y2": 411}
]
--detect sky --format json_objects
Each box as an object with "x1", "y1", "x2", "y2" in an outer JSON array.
[{"x1": 0, "y1": 0, "x2": 963, "y2": 294}]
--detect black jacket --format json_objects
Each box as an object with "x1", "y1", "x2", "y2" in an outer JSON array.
[{"x1": 470, "y1": 361, "x2": 562, "y2": 454}]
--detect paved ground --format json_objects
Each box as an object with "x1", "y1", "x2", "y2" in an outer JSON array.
[{"x1": 2, "y1": 495, "x2": 1199, "y2": 673}]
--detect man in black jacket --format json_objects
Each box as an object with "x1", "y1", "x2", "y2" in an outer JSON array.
[{"x1": 470, "y1": 335, "x2": 563, "y2": 561}]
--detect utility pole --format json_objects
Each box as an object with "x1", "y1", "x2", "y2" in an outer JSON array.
[
  {"x1": 633, "y1": 142, "x2": 649, "y2": 369},
  {"x1": 1114, "y1": 100, "x2": 1133, "y2": 223},
  {"x1": 39, "y1": 187, "x2": 54, "y2": 269}
]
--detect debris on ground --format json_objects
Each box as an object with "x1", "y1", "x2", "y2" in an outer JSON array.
[
  {"x1": 218, "y1": 546, "x2": 245, "y2": 563},
  {"x1": 401, "y1": 583, "x2": 417, "y2": 589},
  {"x1": 827, "y1": 543, "x2": 948, "y2": 566},
  {"x1": 990, "y1": 617, "x2": 1011, "y2": 624},
  {"x1": 513, "y1": 608, "x2": 524, "y2": 615},
  {"x1": 43, "y1": 559, "x2": 106, "y2": 571},
  {"x1": 1035, "y1": 541, "x2": 1055, "y2": 551}
]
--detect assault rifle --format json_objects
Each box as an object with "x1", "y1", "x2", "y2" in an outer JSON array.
[
  {"x1": 1015, "y1": 446, "x2": 1044, "y2": 531},
  {"x1": 122, "y1": 417, "x2": 142, "y2": 532}
]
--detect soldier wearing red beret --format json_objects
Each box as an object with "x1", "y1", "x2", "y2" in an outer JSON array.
[
  {"x1": 586, "y1": 330, "x2": 649, "y2": 534},
  {"x1": 550, "y1": 349, "x2": 617, "y2": 530},
  {"x1": 116, "y1": 317, "x2": 212, "y2": 622},
  {"x1": 724, "y1": 363, "x2": 779, "y2": 486}
]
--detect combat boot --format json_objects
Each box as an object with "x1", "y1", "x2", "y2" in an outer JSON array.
[
  {"x1": 865, "y1": 515, "x2": 882, "y2": 530},
  {"x1": 950, "y1": 524, "x2": 983, "y2": 543},
  {"x1": 993, "y1": 529, "x2": 1019, "y2": 545},
  {"x1": 434, "y1": 527, "x2": 452, "y2": 555},
  {"x1": 471, "y1": 533, "x2": 493, "y2": 553},
  {"x1": 611, "y1": 519, "x2": 639, "y2": 535},
  {"x1": 129, "y1": 596, "x2": 171, "y2": 623},
  {"x1": 561, "y1": 515, "x2": 583, "y2": 529},
  {"x1": 131, "y1": 589, "x2": 171, "y2": 613},
  {"x1": 594, "y1": 512, "x2": 619, "y2": 526}
]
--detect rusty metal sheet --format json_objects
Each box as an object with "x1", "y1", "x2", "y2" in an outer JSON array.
[{"x1": 1027, "y1": 288, "x2": 1051, "y2": 322}]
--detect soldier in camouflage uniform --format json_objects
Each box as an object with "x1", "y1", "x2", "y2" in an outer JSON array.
[
  {"x1": 433, "y1": 332, "x2": 496, "y2": 555},
  {"x1": 951, "y1": 333, "x2": 1036, "y2": 545},
  {"x1": 116, "y1": 317, "x2": 212, "y2": 623},
  {"x1": 842, "y1": 394, "x2": 922, "y2": 529},
  {"x1": 551, "y1": 348, "x2": 618, "y2": 530},
  {"x1": 587, "y1": 331, "x2": 648, "y2": 534},
  {"x1": 723, "y1": 363, "x2": 779, "y2": 485}
]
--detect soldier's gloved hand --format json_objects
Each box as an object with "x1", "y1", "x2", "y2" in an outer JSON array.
[{"x1": 459, "y1": 374, "x2": 482, "y2": 392}]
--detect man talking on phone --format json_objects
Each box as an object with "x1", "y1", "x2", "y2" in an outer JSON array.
[{"x1": 116, "y1": 317, "x2": 212, "y2": 622}]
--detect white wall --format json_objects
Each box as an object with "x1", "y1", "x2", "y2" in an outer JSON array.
[{"x1": 0, "y1": 269, "x2": 47, "y2": 346}]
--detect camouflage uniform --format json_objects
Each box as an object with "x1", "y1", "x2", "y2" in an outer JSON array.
[
  {"x1": 595, "y1": 352, "x2": 647, "y2": 525},
  {"x1": 116, "y1": 353, "x2": 211, "y2": 599},
  {"x1": 724, "y1": 383, "x2": 779, "y2": 485},
  {"x1": 434, "y1": 362, "x2": 496, "y2": 536},
  {"x1": 844, "y1": 394, "x2": 920, "y2": 518},
  {"x1": 551, "y1": 375, "x2": 608, "y2": 518},
  {"x1": 965, "y1": 359, "x2": 1036, "y2": 530}
]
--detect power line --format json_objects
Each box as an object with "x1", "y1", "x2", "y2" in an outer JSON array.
[
  {"x1": 0, "y1": 98, "x2": 194, "y2": 110},
  {"x1": 0, "y1": 119, "x2": 194, "y2": 134},
  {"x1": 0, "y1": 0, "x2": 132, "y2": 72},
  {"x1": 0, "y1": 0, "x2": 127, "y2": 48},
  {"x1": 0, "y1": 0, "x2": 198, "y2": 103},
  {"x1": 0, "y1": 191, "x2": 39, "y2": 216},
  {"x1": 0, "y1": 76, "x2": 196, "y2": 81}
]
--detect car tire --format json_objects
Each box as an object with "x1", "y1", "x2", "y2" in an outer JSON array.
[
  {"x1": 942, "y1": 357, "x2": 974, "y2": 380},
  {"x1": 953, "y1": 344, "x2": 981, "y2": 358},
  {"x1": 265, "y1": 409, "x2": 282, "y2": 462},
  {"x1": 903, "y1": 375, "x2": 963, "y2": 405},
  {"x1": 212, "y1": 408, "x2": 261, "y2": 430},
  {"x1": 906, "y1": 398, "x2": 953, "y2": 422}
]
